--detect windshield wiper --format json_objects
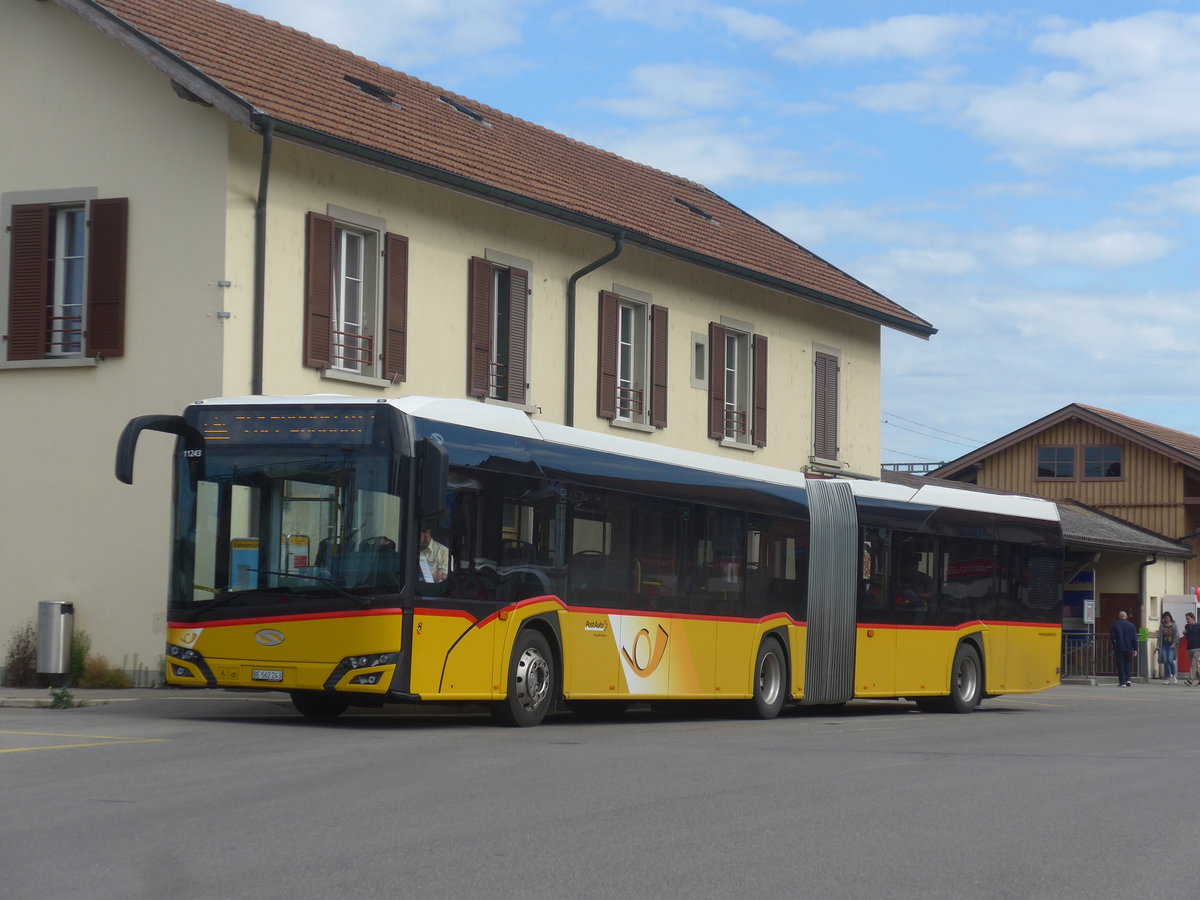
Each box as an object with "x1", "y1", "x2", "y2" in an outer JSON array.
[
  {"x1": 245, "y1": 569, "x2": 373, "y2": 608},
  {"x1": 188, "y1": 585, "x2": 299, "y2": 617}
]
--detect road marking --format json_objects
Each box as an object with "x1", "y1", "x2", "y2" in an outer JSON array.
[{"x1": 0, "y1": 730, "x2": 166, "y2": 753}]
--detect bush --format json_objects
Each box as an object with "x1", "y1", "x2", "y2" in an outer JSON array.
[
  {"x1": 78, "y1": 654, "x2": 133, "y2": 689},
  {"x1": 3, "y1": 621, "x2": 38, "y2": 687},
  {"x1": 70, "y1": 629, "x2": 92, "y2": 685}
]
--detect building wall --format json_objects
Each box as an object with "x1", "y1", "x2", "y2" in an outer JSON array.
[
  {"x1": 0, "y1": 1, "x2": 229, "y2": 675},
  {"x1": 222, "y1": 132, "x2": 884, "y2": 473}
]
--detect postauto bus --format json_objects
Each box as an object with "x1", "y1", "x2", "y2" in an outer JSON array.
[{"x1": 116, "y1": 395, "x2": 1062, "y2": 725}]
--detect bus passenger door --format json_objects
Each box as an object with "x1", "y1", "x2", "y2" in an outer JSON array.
[{"x1": 855, "y1": 528, "x2": 895, "y2": 696}]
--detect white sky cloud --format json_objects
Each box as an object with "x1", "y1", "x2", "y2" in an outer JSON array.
[
  {"x1": 592, "y1": 119, "x2": 837, "y2": 187},
  {"x1": 600, "y1": 64, "x2": 757, "y2": 119},
  {"x1": 714, "y1": 10, "x2": 990, "y2": 63},
  {"x1": 235, "y1": 0, "x2": 527, "y2": 68},
  {"x1": 1133, "y1": 176, "x2": 1200, "y2": 214},
  {"x1": 848, "y1": 12, "x2": 1200, "y2": 170}
]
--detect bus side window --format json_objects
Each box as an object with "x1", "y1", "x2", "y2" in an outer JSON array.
[
  {"x1": 858, "y1": 529, "x2": 890, "y2": 615},
  {"x1": 745, "y1": 515, "x2": 807, "y2": 621},
  {"x1": 892, "y1": 533, "x2": 935, "y2": 624}
]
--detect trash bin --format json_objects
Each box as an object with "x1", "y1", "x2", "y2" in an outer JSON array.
[{"x1": 36, "y1": 601, "x2": 75, "y2": 687}]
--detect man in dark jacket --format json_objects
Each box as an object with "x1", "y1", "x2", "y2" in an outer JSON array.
[
  {"x1": 1183, "y1": 612, "x2": 1200, "y2": 685},
  {"x1": 1111, "y1": 611, "x2": 1138, "y2": 687}
]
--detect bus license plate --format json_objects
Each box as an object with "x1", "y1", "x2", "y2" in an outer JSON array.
[{"x1": 251, "y1": 668, "x2": 284, "y2": 682}]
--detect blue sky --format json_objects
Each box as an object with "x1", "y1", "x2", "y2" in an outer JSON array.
[{"x1": 228, "y1": 0, "x2": 1200, "y2": 465}]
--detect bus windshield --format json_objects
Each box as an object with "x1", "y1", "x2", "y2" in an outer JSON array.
[{"x1": 170, "y1": 446, "x2": 406, "y2": 613}]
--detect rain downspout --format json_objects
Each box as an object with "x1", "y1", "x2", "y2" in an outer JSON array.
[
  {"x1": 251, "y1": 117, "x2": 274, "y2": 396},
  {"x1": 1138, "y1": 553, "x2": 1158, "y2": 681},
  {"x1": 565, "y1": 231, "x2": 624, "y2": 427}
]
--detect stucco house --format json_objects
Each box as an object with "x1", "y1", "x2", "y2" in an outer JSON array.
[{"x1": 1, "y1": 0, "x2": 933, "y2": 677}]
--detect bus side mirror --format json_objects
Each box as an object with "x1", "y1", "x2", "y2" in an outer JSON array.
[
  {"x1": 115, "y1": 415, "x2": 205, "y2": 484},
  {"x1": 418, "y1": 438, "x2": 449, "y2": 520}
]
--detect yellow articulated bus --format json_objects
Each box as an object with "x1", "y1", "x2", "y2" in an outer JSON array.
[{"x1": 116, "y1": 396, "x2": 1062, "y2": 725}]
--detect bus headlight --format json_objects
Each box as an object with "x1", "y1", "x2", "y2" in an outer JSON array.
[{"x1": 325, "y1": 652, "x2": 399, "y2": 690}]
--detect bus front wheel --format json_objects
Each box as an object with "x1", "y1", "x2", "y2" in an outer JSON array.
[
  {"x1": 492, "y1": 629, "x2": 556, "y2": 727},
  {"x1": 746, "y1": 636, "x2": 787, "y2": 719},
  {"x1": 290, "y1": 691, "x2": 349, "y2": 720},
  {"x1": 947, "y1": 643, "x2": 983, "y2": 714}
]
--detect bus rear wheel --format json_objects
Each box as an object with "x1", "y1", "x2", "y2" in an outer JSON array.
[
  {"x1": 947, "y1": 643, "x2": 983, "y2": 713},
  {"x1": 492, "y1": 629, "x2": 556, "y2": 727},
  {"x1": 290, "y1": 691, "x2": 349, "y2": 720},
  {"x1": 746, "y1": 636, "x2": 786, "y2": 719}
]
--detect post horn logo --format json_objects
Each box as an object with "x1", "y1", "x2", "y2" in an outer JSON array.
[
  {"x1": 254, "y1": 629, "x2": 285, "y2": 647},
  {"x1": 621, "y1": 624, "x2": 669, "y2": 677}
]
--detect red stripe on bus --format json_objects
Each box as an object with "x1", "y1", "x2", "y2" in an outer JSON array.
[{"x1": 168, "y1": 608, "x2": 403, "y2": 629}]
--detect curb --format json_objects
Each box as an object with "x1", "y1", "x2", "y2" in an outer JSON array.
[{"x1": 0, "y1": 697, "x2": 140, "y2": 709}]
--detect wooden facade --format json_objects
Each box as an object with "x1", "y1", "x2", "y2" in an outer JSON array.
[{"x1": 933, "y1": 405, "x2": 1200, "y2": 589}]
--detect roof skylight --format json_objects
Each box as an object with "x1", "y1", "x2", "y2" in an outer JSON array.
[
  {"x1": 675, "y1": 197, "x2": 718, "y2": 225},
  {"x1": 344, "y1": 75, "x2": 401, "y2": 108},
  {"x1": 440, "y1": 95, "x2": 490, "y2": 127}
]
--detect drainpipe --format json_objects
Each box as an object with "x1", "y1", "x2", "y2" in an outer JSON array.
[
  {"x1": 1138, "y1": 553, "x2": 1158, "y2": 681},
  {"x1": 565, "y1": 231, "x2": 624, "y2": 427},
  {"x1": 251, "y1": 117, "x2": 275, "y2": 396}
]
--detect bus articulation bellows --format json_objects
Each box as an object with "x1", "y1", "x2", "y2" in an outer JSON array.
[{"x1": 116, "y1": 395, "x2": 1063, "y2": 725}]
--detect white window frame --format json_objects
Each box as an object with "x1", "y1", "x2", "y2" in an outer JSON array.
[
  {"x1": 324, "y1": 206, "x2": 383, "y2": 383},
  {"x1": 721, "y1": 316, "x2": 754, "y2": 444},
  {"x1": 482, "y1": 249, "x2": 533, "y2": 408},
  {"x1": 690, "y1": 332, "x2": 708, "y2": 390},
  {"x1": 47, "y1": 205, "x2": 87, "y2": 358},
  {"x1": 613, "y1": 285, "x2": 652, "y2": 424}
]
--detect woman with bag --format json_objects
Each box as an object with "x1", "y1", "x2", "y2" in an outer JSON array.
[{"x1": 1160, "y1": 610, "x2": 1179, "y2": 685}]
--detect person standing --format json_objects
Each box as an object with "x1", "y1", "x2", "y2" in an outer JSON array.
[
  {"x1": 1183, "y1": 612, "x2": 1200, "y2": 686},
  {"x1": 1111, "y1": 610, "x2": 1138, "y2": 687},
  {"x1": 1160, "y1": 610, "x2": 1179, "y2": 685}
]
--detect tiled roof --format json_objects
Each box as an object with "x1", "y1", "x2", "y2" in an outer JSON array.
[
  {"x1": 1075, "y1": 404, "x2": 1200, "y2": 461},
  {"x1": 81, "y1": 0, "x2": 934, "y2": 337}
]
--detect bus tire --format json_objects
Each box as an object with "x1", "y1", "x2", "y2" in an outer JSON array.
[
  {"x1": 746, "y1": 636, "x2": 787, "y2": 719},
  {"x1": 290, "y1": 691, "x2": 349, "y2": 720},
  {"x1": 947, "y1": 643, "x2": 983, "y2": 713},
  {"x1": 492, "y1": 629, "x2": 555, "y2": 727}
]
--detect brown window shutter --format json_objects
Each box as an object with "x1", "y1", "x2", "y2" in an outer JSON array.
[
  {"x1": 303, "y1": 212, "x2": 335, "y2": 368},
  {"x1": 650, "y1": 304, "x2": 669, "y2": 428},
  {"x1": 85, "y1": 197, "x2": 129, "y2": 358},
  {"x1": 707, "y1": 322, "x2": 727, "y2": 440},
  {"x1": 814, "y1": 351, "x2": 839, "y2": 459},
  {"x1": 596, "y1": 291, "x2": 619, "y2": 419},
  {"x1": 467, "y1": 257, "x2": 492, "y2": 397},
  {"x1": 506, "y1": 266, "x2": 529, "y2": 404},
  {"x1": 752, "y1": 334, "x2": 768, "y2": 447},
  {"x1": 382, "y1": 232, "x2": 408, "y2": 383},
  {"x1": 7, "y1": 204, "x2": 50, "y2": 361}
]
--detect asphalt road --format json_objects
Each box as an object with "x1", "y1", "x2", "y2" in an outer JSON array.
[{"x1": 2, "y1": 684, "x2": 1195, "y2": 900}]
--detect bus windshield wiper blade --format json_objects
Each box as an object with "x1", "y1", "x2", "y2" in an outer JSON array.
[
  {"x1": 190, "y1": 585, "x2": 297, "y2": 617},
  {"x1": 245, "y1": 569, "x2": 373, "y2": 608}
]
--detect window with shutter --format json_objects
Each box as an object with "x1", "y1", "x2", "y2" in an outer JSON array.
[
  {"x1": 304, "y1": 208, "x2": 407, "y2": 383},
  {"x1": 813, "y1": 351, "x2": 839, "y2": 460},
  {"x1": 5, "y1": 196, "x2": 127, "y2": 363},
  {"x1": 597, "y1": 289, "x2": 667, "y2": 428},
  {"x1": 468, "y1": 255, "x2": 529, "y2": 403},
  {"x1": 709, "y1": 320, "x2": 764, "y2": 446}
]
